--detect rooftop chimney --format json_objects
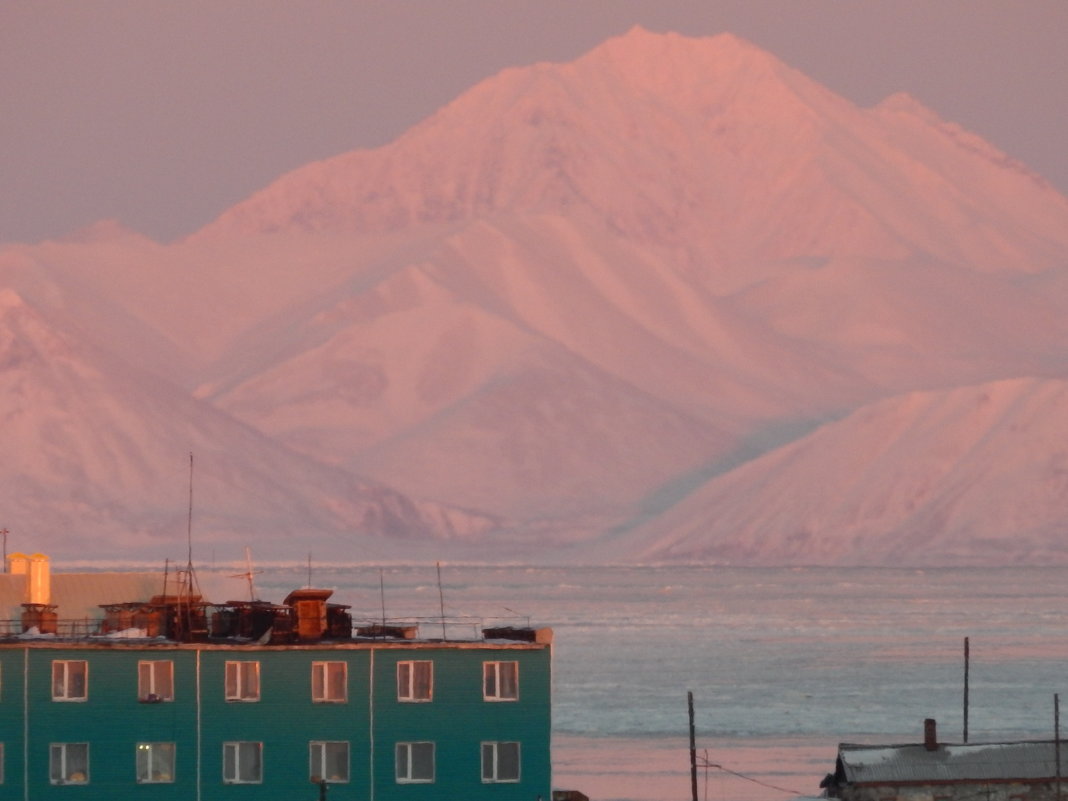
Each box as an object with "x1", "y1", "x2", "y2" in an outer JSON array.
[
  {"x1": 27, "y1": 553, "x2": 51, "y2": 606},
  {"x1": 924, "y1": 718, "x2": 938, "y2": 751},
  {"x1": 7, "y1": 552, "x2": 29, "y2": 575}
]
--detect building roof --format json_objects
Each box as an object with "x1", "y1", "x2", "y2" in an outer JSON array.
[
  {"x1": 0, "y1": 571, "x2": 167, "y2": 622},
  {"x1": 837, "y1": 741, "x2": 1061, "y2": 785}
]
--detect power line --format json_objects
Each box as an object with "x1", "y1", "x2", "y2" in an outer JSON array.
[{"x1": 697, "y1": 756, "x2": 805, "y2": 797}]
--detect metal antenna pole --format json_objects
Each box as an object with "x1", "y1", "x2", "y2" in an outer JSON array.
[
  {"x1": 436, "y1": 562, "x2": 447, "y2": 640},
  {"x1": 380, "y1": 569, "x2": 387, "y2": 629},
  {"x1": 0, "y1": 527, "x2": 8, "y2": 572}
]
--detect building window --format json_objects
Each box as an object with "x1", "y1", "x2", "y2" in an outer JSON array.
[
  {"x1": 50, "y1": 743, "x2": 89, "y2": 784},
  {"x1": 310, "y1": 741, "x2": 349, "y2": 784},
  {"x1": 482, "y1": 741, "x2": 521, "y2": 782},
  {"x1": 223, "y1": 741, "x2": 262, "y2": 784},
  {"x1": 224, "y1": 661, "x2": 260, "y2": 702},
  {"x1": 483, "y1": 661, "x2": 518, "y2": 700},
  {"x1": 52, "y1": 660, "x2": 88, "y2": 701},
  {"x1": 397, "y1": 660, "x2": 432, "y2": 701},
  {"x1": 311, "y1": 661, "x2": 347, "y2": 703},
  {"x1": 395, "y1": 742, "x2": 434, "y2": 783},
  {"x1": 136, "y1": 742, "x2": 175, "y2": 783},
  {"x1": 138, "y1": 660, "x2": 174, "y2": 702}
]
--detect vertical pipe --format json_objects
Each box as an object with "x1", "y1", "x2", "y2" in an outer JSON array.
[
  {"x1": 688, "y1": 691, "x2": 698, "y2": 801},
  {"x1": 963, "y1": 636, "x2": 970, "y2": 743}
]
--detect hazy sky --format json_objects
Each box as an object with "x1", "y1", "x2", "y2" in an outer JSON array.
[{"x1": 2, "y1": 1, "x2": 1066, "y2": 244}]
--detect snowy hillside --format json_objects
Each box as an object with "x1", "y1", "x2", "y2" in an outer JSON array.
[
  {"x1": 2, "y1": 28, "x2": 1067, "y2": 565},
  {"x1": 613, "y1": 378, "x2": 1068, "y2": 566}
]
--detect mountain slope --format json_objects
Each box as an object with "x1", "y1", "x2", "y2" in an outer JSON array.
[
  {"x1": 617, "y1": 378, "x2": 1068, "y2": 566},
  {"x1": 0, "y1": 288, "x2": 494, "y2": 560}
]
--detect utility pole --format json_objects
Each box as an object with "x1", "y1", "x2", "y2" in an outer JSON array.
[
  {"x1": 963, "y1": 636, "x2": 970, "y2": 743},
  {"x1": 688, "y1": 691, "x2": 698, "y2": 801},
  {"x1": 1, "y1": 527, "x2": 8, "y2": 572},
  {"x1": 1056, "y1": 693, "x2": 1062, "y2": 801}
]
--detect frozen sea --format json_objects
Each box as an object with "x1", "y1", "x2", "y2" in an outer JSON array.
[{"x1": 205, "y1": 564, "x2": 1068, "y2": 801}]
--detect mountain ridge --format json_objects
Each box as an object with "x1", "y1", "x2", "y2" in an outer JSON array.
[{"x1": 3, "y1": 28, "x2": 1067, "y2": 565}]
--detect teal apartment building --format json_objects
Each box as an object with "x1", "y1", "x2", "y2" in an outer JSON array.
[{"x1": 0, "y1": 554, "x2": 553, "y2": 801}]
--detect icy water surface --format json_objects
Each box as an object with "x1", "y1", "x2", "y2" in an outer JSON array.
[{"x1": 212, "y1": 565, "x2": 1068, "y2": 801}]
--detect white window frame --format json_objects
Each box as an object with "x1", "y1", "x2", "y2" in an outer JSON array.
[
  {"x1": 50, "y1": 742, "x2": 89, "y2": 784},
  {"x1": 395, "y1": 742, "x2": 434, "y2": 783},
  {"x1": 397, "y1": 660, "x2": 433, "y2": 702},
  {"x1": 483, "y1": 660, "x2": 519, "y2": 701},
  {"x1": 136, "y1": 742, "x2": 176, "y2": 783},
  {"x1": 51, "y1": 660, "x2": 88, "y2": 701},
  {"x1": 482, "y1": 741, "x2": 521, "y2": 783},
  {"x1": 223, "y1": 741, "x2": 262, "y2": 784},
  {"x1": 138, "y1": 660, "x2": 174, "y2": 702},
  {"x1": 309, "y1": 741, "x2": 350, "y2": 784},
  {"x1": 224, "y1": 660, "x2": 260, "y2": 702},
  {"x1": 311, "y1": 661, "x2": 347, "y2": 703}
]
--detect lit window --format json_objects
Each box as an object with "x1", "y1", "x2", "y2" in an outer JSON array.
[
  {"x1": 224, "y1": 661, "x2": 260, "y2": 702},
  {"x1": 311, "y1": 661, "x2": 347, "y2": 703},
  {"x1": 397, "y1": 660, "x2": 432, "y2": 701},
  {"x1": 138, "y1": 660, "x2": 174, "y2": 702},
  {"x1": 50, "y1": 743, "x2": 89, "y2": 784},
  {"x1": 395, "y1": 742, "x2": 434, "y2": 783},
  {"x1": 223, "y1": 741, "x2": 262, "y2": 784},
  {"x1": 482, "y1": 741, "x2": 520, "y2": 782},
  {"x1": 310, "y1": 741, "x2": 349, "y2": 784},
  {"x1": 136, "y1": 742, "x2": 175, "y2": 783},
  {"x1": 483, "y1": 661, "x2": 518, "y2": 700},
  {"x1": 52, "y1": 661, "x2": 88, "y2": 701}
]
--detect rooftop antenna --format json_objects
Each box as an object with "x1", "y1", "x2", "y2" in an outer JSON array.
[
  {"x1": 1, "y1": 526, "x2": 8, "y2": 572},
  {"x1": 379, "y1": 568, "x2": 387, "y2": 629},
  {"x1": 230, "y1": 546, "x2": 261, "y2": 601},
  {"x1": 436, "y1": 561, "x2": 447, "y2": 641},
  {"x1": 306, "y1": 552, "x2": 312, "y2": 588},
  {"x1": 174, "y1": 453, "x2": 203, "y2": 640},
  {"x1": 186, "y1": 453, "x2": 194, "y2": 570}
]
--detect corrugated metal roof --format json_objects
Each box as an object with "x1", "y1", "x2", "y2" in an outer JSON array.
[
  {"x1": 0, "y1": 572, "x2": 167, "y2": 622},
  {"x1": 839, "y1": 741, "x2": 1060, "y2": 785}
]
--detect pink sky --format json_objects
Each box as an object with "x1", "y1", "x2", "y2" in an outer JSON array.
[{"x1": 2, "y1": 1, "x2": 1065, "y2": 244}]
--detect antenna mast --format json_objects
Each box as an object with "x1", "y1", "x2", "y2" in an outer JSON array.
[
  {"x1": 230, "y1": 547, "x2": 261, "y2": 602},
  {"x1": 174, "y1": 452, "x2": 203, "y2": 641},
  {"x1": 436, "y1": 561, "x2": 447, "y2": 640},
  {"x1": 186, "y1": 452, "x2": 194, "y2": 570}
]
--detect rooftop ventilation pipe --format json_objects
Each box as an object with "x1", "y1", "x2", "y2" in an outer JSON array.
[{"x1": 924, "y1": 718, "x2": 938, "y2": 751}]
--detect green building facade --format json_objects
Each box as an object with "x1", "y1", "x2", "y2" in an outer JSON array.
[{"x1": 0, "y1": 632, "x2": 552, "y2": 800}]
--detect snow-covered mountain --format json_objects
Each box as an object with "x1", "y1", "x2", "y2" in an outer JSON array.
[
  {"x1": 611, "y1": 378, "x2": 1068, "y2": 566},
  {"x1": 3, "y1": 27, "x2": 1067, "y2": 565}
]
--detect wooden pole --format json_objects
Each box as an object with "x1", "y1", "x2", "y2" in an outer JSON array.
[
  {"x1": 963, "y1": 636, "x2": 970, "y2": 743},
  {"x1": 688, "y1": 691, "x2": 698, "y2": 801},
  {"x1": 1056, "y1": 693, "x2": 1062, "y2": 801}
]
